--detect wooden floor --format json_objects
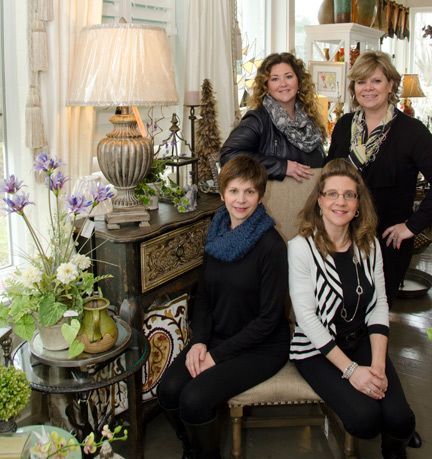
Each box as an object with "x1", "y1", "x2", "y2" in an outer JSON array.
[{"x1": 143, "y1": 248, "x2": 432, "y2": 459}]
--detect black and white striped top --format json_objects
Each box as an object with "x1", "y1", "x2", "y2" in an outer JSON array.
[{"x1": 288, "y1": 235, "x2": 389, "y2": 360}]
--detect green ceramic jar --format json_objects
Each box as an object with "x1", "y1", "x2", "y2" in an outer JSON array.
[{"x1": 78, "y1": 296, "x2": 118, "y2": 354}]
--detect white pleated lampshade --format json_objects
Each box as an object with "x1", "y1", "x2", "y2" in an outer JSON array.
[{"x1": 67, "y1": 23, "x2": 178, "y2": 107}]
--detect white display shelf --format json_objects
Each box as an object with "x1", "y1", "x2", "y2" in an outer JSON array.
[{"x1": 305, "y1": 23, "x2": 384, "y2": 112}]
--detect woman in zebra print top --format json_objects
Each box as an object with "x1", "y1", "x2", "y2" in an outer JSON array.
[{"x1": 288, "y1": 159, "x2": 416, "y2": 458}]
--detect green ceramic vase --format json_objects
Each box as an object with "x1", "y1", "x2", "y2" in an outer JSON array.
[{"x1": 78, "y1": 296, "x2": 118, "y2": 354}]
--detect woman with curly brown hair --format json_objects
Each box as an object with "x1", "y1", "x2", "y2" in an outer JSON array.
[
  {"x1": 220, "y1": 52, "x2": 326, "y2": 182},
  {"x1": 289, "y1": 159, "x2": 416, "y2": 459}
]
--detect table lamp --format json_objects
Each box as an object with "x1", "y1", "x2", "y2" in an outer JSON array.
[
  {"x1": 400, "y1": 74, "x2": 425, "y2": 117},
  {"x1": 67, "y1": 23, "x2": 178, "y2": 229}
]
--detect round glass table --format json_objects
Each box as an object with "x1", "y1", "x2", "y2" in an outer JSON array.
[{"x1": 13, "y1": 327, "x2": 149, "y2": 459}]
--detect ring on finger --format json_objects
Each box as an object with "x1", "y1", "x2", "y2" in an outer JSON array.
[{"x1": 367, "y1": 388, "x2": 372, "y2": 394}]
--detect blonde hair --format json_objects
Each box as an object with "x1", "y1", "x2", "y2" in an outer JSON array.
[
  {"x1": 298, "y1": 159, "x2": 377, "y2": 257},
  {"x1": 348, "y1": 51, "x2": 401, "y2": 109},
  {"x1": 248, "y1": 53, "x2": 327, "y2": 139}
]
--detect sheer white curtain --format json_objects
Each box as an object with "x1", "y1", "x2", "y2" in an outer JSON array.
[
  {"x1": 41, "y1": 0, "x2": 103, "y2": 185},
  {"x1": 184, "y1": 0, "x2": 237, "y2": 141}
]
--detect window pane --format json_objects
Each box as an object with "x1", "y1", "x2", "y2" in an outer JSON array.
[
  {"x1": 411, "y1": 10, "x2": 432, "y2": 125},
  {"x1": 295, "y1": 0, "x2": 321, "y2": 61},
  {"x1": 237, "y1": 0, "x2": 267, "y2": 108},
  {"x1": 0, "y1": 4, "x2": 11, "y2": 270}
]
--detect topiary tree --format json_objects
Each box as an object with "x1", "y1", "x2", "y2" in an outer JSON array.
[
  {"x1": 195, "y1": 79, "x2": 222, "y2": 185},
  {"x1": 0, "y1": 365, "x2": 31, "y2": 431}
]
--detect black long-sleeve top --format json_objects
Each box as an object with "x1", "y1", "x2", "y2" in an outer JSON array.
[
  {"x1": 327, "y1": 109, "x2": 432, "y2": 235},
  {"x1": 190, "y1": 227, "x2": 291, "y2": 363},
  {"x1": 220, "y1": 107, "x2": 324, "y2": 180}
]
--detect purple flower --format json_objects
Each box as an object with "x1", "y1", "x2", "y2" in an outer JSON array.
[
  {"x1": 49, "y1": 171, "x2": 68, "y2": 193},
  {"x1": 33, "y1": 152, "x2": 62, "y2": 173},
  {"x1": 66, "y1": 194, "x2": 93, "y2": 215},
  {"x1": 1, "y1": 175, "x2": 24, "y2": 194},
  {"x1": 3, "y1": 192, "x2": 33, "y2": 214},
  {"x1": 92, "y1": 184, "x2": 114, "y2": 204}
]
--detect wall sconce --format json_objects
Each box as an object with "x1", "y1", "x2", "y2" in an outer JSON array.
[
  {"x1": 400, "y1": 74, "x2": 425, "y2": 118},
  {"x1": 67, "y1": 23, "x2": 178, "y2": 229}
]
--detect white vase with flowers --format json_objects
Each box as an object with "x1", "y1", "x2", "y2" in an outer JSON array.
[{"x1": 0, "y1": 152, "x2": 113, "y2": 358}]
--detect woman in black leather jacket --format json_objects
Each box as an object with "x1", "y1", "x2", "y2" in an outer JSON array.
[{"x1": 220, "y1": 53, "x2": 326, "y2": 182}]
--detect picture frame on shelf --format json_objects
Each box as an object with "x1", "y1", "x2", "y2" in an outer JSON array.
[{"x1": 309, "y1": 61, "x2": 346, "y2": 102}]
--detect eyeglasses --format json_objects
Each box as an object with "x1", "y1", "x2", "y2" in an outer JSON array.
[{"x1": 321, "y1": 191, "x2": 358, "y2": 201}]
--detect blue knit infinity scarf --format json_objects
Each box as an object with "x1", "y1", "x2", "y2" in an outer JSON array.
[{"x1": 205, "y1": 203, "x2": 274, "y2": 262}]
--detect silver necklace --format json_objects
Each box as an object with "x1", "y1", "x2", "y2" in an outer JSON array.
[{"x1": 340, "y1": 255, "x2": 363, "y2": 322}]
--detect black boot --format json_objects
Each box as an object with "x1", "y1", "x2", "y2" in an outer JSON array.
[
  {"x1": 184, "y1": 417, "x2": 221, "y2": 459},
  {"x1": 408, "y1": 430, "x2": 422, "y2": 448},
  {"x1": 381, "y1": 432, "x2": 410, "y2": 459},
  {"x1": 164, "y1": 408, "x2": 194, "y2": 459}
]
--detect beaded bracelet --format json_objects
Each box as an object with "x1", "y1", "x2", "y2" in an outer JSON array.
[{"x1": 341, "y1": 361, "x2": 358, "y2": 379}]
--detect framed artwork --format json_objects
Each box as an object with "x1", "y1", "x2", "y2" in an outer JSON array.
[{"x1": 309, "y1": 61, "x2": 346, "y2": 102}]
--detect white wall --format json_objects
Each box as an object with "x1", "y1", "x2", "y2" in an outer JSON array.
[{"x1": 406, "y1": 1, "x2": 432, "y2": 7}]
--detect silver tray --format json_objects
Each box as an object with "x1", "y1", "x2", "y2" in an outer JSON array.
[
  {"x1": 29, "y1": 318, "x2": 132, "y2": 370},
  {"x1": 398, "y1": 269, "x2": 432, "y2": 299}
]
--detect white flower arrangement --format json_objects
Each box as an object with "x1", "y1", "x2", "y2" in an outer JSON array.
[{"x1": 0, "y1": 153, "x2": 113, "y2": 357}]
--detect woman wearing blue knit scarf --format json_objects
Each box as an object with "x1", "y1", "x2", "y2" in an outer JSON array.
[{"x1": 158, "y1": 156, "x2": 290, "y2": 459}]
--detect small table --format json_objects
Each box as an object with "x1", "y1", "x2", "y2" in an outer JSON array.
[{"x1": 13, "y1": 328, "x2": 149, "y2": 459}]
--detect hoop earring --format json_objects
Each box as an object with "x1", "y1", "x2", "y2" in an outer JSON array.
[{"x1": 355, "y1": 210, "x2": 359, "y2": 217}]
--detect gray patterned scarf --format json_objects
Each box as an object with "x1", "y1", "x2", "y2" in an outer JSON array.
[{"x1": 263, "y1": 95, "x2": 323, "y2": 153}]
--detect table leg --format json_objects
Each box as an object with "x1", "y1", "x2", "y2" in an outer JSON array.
[
  {"x1": 65, "y1": 392, "x2": 94, "y2": 442},
  {"x1": 126, "y1": 370, "x2": 144, "y2": 458}
]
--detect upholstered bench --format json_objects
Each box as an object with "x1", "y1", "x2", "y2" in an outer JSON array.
[{"x1": 228, "y1": 360, "x2": 357, "y2": 458}]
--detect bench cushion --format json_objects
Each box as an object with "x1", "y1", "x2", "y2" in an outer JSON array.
[{"x1": 228, "y1": 361, "x2": 322, "y2": 406}]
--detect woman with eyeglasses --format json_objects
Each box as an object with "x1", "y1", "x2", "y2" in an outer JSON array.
[
  {"x1": 327, "y1": 51, "x2": 432, "y2": 307},
  {"x1": 289, "y1": 159, "x2": 415, "y2": 459}
]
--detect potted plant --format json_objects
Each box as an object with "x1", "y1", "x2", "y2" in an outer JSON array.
[
  {"x1": 135, "y1": 158, "x2": 168, "y2": 210},
  {"x1": 0, "y1": 365, "x2": 31, "y2": 432},
  {"x1": 160, "y1": 180, "x2": 198, "y2": 213},
  {"x1": 0, "y1": 153, "x2": 113, "y2": 358}
]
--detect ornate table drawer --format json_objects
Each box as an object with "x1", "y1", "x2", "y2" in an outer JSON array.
[{"x1": 140, "y1": 218, "x2": 211, "y2": 292}]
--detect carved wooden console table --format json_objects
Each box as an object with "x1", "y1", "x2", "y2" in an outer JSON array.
[{"x1": 91, "y1": 193, "x2": 222, "y2": 311}]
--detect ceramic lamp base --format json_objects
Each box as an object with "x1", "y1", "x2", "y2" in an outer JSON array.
[{"x1": 97, "y1": 108, "x2": 153, "y2": 228}]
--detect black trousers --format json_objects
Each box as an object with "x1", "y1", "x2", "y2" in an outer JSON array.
[
  {"x1": 379, "y1": 236, "x2": 414, "y2": 306},
  {"x1": 157, "y1": 342, "x2": 289, "y2": 424},
  {"x1": 295, "y1": 336, "x2": 415, "y2": 440}
]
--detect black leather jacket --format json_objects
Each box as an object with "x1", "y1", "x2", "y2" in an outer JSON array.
[{"x1": 220, "y1": 106, "x2": 324, "y2": 180}]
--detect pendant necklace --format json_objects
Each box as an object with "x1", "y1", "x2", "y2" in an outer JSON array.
[{"x1": 340, "y1": 255, "x2": 363, "y2": 322}]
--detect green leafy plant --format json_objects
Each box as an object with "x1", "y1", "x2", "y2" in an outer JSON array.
[
  {"x1": 0, "y1": 365, "x2": 31, "y2": 421},
  {"x1": 30, "y1": 424, "x2": 127, "y2": 458},
  {"x1": 135, "y1": 158, "x2": 168, "y2": 206},
  {"x1": 0, "y1": 153, "x2": 113, "y2": 358},
  {"x1": 160, "y1": 180, "x2": 196, "y2": 213}
]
